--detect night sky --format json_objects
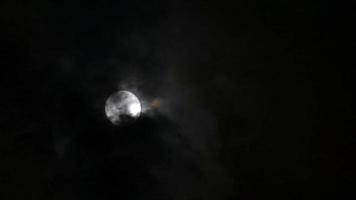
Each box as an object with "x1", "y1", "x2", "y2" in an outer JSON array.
[{"x1": 1, "y1": 1, "x2": 354, "y2": 200}]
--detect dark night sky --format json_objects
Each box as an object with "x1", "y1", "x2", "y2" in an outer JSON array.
[{"x1": 0, "y1": 0, "x2": 354, "y2": 200}]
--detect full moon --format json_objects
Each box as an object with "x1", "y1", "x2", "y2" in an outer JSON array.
[{"x1": 105, "y1": 90, "x2": 142, "y2": 125}]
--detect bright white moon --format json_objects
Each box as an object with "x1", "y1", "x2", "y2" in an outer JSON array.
[{"x1": 105, "y1": 90, "x2": 141, "y2": 125}]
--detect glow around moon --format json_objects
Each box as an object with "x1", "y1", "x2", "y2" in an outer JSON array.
[{"x1": 105, "y1": 90, "x2": 142, "y2": 125}]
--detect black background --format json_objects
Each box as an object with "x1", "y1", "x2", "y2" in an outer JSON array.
[{"x1": 0, "y1": 0, "x2": 354, "y2": 199}]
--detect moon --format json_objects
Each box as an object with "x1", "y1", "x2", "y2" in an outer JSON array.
[{"x1": 105, "y1": 90, "x2": 142, "y2": 125}]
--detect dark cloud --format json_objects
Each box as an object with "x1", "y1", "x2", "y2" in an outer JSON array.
[{"x1": 1, "y1": 0, "x2": 354, "y2": 200}]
